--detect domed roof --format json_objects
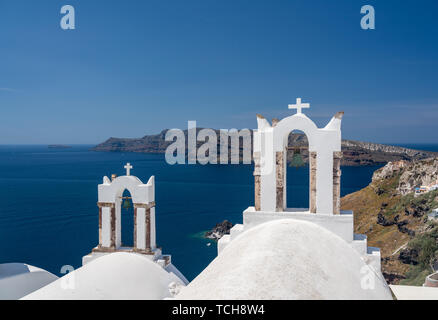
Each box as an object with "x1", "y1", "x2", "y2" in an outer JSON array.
[
  {"x1": 23, "y1": 252, "x2": 187, "y2": 300},
  {"x1": 177, "y1": 219, "x2": 393, "y2": 300},
  {"x1": 0, "y1": 263, "x2": 58, "y2": 299}
]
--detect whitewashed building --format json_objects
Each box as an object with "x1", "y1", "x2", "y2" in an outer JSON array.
[{"x1": 428, "y1": 208, "x2": 438, "y2": 221}]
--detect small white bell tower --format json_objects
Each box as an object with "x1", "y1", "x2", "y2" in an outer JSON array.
[{"x1": 83, "y1": 164, "x2": 170, "y2": 267}]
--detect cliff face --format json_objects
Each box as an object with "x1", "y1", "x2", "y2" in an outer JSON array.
[
  {"x1": 372, "y1": 159, "x2": 438, "y2": 195},
  {"x1": 397, "y1": 159, "x2": 438, "y2": 195},
  {"x1": 91, "y1": 130, "x2": 437, "y2": 166},
  {"x1": 342, "y1": 158, "x2": 438, "y2": 285},
  {"x1": 94, "y1": 130, "x2": 170, "y2": 153}
]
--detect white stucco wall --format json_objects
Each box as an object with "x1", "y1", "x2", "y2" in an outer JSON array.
[
  {"x1": 98, "y1": 175, "x2": 154, "y2": 204},
  {"x1": 390, "y1": 285, "x2": 438, "y2": 300},
  {"x1": 136, "y1": 207, "x2": 146, "y2": 250},
  {"x1": 101, "y1": 207, "x2": 111, "y2": 247},
  {"x1": 243, "y1": 207, "x2": 354, "y2": 243}
]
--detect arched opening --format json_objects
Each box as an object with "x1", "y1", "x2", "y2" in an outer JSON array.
[
  {"x1": 118, "y1": 189, "x2": 134, "y2": 248},
  {"x1": 285, "y1": 130, "x2": 310, "y2": 210}
]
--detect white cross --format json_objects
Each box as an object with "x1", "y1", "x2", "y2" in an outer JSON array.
[
  {"x1": 288, "y1": 98, "x2": 310, "y2": 114},
  {"x1": 124, "y1": 163, "x2": 133, "y2": 176}
]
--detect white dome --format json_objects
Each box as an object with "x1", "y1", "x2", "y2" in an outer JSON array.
[
  {"x1": 0, "y1": 263, "x2": 58, "y2": 299},
  {"x1": 177, "y1": 219, "x2": 393, "y2": 300},
  {"x1": 23, "y1": 252, "x2": 187, "y2": 300}
]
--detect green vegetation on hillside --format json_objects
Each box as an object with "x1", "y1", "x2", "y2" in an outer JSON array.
[
  {"x1": 400, "y1": 222, "x2": 438, "y2": 286},
  {"x1": 342, "y1": 159, "x2": 438, "y2": 285}
]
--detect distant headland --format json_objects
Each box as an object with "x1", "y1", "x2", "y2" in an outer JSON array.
[{"x1": 91, "y1": 129, "x2": 438, "y2": 166}]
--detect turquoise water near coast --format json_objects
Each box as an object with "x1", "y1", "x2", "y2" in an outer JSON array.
[{"x1": 0, "y1": 145, "x2": 435, "y2": 280}]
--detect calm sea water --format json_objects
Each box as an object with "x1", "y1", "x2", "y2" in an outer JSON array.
[{"x1": 1, "y1": 145, "x2": 434, "y2": 280}]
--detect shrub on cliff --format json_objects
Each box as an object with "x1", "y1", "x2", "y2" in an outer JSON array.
[{"x1": 399, "y1": 223, "x2": 438, "y2": 285}]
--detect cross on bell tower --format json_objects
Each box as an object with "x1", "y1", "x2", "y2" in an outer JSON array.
[
  {"x1": 288, "y1": 98, "x2": 310, "y2": 114},
  {"x1": 124, "y1": 163, "x2": 133, "y2": 176}
]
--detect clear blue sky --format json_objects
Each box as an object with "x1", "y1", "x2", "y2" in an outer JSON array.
[{"x1": 0, "y1": 0, "x2": 437, "y2": 144}]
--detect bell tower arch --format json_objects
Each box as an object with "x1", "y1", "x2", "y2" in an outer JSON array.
[
  {"x1": 253, "y1": 98, "x2": 343, "y2": 215},
  {"x1": 82, "y1": 163, "x2": 172, "y2": 266}
]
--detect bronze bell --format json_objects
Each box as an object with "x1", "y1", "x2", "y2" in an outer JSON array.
[
  {"x1": 290, "y1": 147, "x2": 306, "y2": 169},
  {"x1": 122, "y1": 197, "x2": 132, "y2": 210}
]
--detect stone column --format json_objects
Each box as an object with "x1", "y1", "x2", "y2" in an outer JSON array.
[
  {"x1": 133, "y1": 202, "x2": 155, "y2": 254},
  {"x1": 133, "y1": 207, "x2": 137, "y2": 250},
  {"x1": 98, "y1": 206, "x2": 102, "y2": 246},
  {"x1": 333, "y1": 151, "x2": 343, "y2": 215},
  {"x1": 309, "y1": 152, "x2": 317, "y2": 214},
  {"x1": 110, "y1": 206, "x2": 116, "y2": 248},
  {"x1": 276, "y1": 151, "x2": 284, "y2": 212},
  {"x1": 145, "y1": 207, "x2": 151, "y2": 253},
  {"x1": 96, "y1": 202, "x2": 116, "y2": 251},
  {"x1": 254, "y1": 152, "x2": 261, "y2": 211}
]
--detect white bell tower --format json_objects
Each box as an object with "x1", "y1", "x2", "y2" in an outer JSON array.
[
  {"x1": 83, "y1": 164, "x2": 171, "y2": 267},
  {"x1": 217, "y1": 99, "x2": 384, "y2": 278}
]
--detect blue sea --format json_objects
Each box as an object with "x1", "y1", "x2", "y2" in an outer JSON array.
[{"x1": 0, "y1": 145, "x2": 435, "y2": 280}]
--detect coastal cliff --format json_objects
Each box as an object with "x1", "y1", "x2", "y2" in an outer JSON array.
[
  {"x1": 341, "y1": 158, "x2": 438, "y2": 285},
  {"x1": 91, "y1": 130, "x2": 437, "y2": 166}
]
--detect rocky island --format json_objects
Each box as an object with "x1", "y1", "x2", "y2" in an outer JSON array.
[
  {"x1": 91, "y1": 129, "x2": 437, "y2": 166},
  {"x1": 204, "y1": 220, "x2": 234, "y2": 241}
]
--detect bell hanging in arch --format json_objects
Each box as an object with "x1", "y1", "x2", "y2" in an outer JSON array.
[
  {"x1": 122, "y1": 197, "x2": 132, "y2": 211},
  {"x1": 290, "y1": 147, "x2": 306, "y2": 169}
]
